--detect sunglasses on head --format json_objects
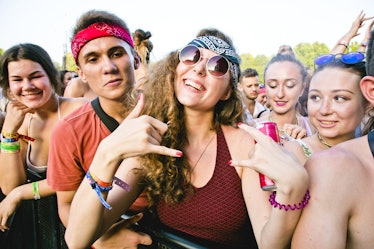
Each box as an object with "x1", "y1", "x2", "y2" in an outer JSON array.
[
  {"x1": 178, "y1": 45, "x2": 230, "y2": 78},
  {"x1": 314, "y1": 52, "x2": 365, "y2": 66}
]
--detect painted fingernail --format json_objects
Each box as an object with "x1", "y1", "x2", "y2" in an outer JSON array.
[
  {"x1": 176, "y1": 151, "x2": 183, "y2": 157},
  {"x1": 228, "y1": 160, "x2": 232, "y2": 165}
]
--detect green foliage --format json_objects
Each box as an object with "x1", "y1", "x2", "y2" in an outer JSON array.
[
  {"x1": 239, "y1": 41, "x2": 331, "y2": 81},
  {"x1": 0, "y1": 48, "x2": 3, "y2": 56},
  {"x1": 65, "y1": 52, "x2": 77, "y2": 71}
]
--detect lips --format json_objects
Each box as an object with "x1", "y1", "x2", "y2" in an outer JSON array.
[{"x1": 185, "y1": 79, "x2": 205, "y2": 91}]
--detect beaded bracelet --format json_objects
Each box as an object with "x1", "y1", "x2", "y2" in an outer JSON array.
[
  {"x1": 85, "y1": 171, "x2": 113, "y2": 210},
  {"x1": 269, "y1": 190, "x2": 310, "y2": 211}
]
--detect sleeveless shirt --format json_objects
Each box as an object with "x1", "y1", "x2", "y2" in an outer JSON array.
[{"x1": 157, "y1": 127, "x2": 258, "y2": 248}]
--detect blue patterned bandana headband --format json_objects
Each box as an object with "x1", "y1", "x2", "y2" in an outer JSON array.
[{"x1": 188, "y1": 36, "x2": 241, "y2": 83}]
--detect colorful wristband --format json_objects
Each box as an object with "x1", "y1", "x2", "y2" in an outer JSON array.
[
  {"x1": 86, "y1": 171, "x2": 113, "y2": 210},
  {"x1": 32, "y1": 181, "x2": 41, "y2": 200}
]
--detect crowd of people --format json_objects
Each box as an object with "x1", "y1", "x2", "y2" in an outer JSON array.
[{"x1": 0, "y1": 8, "x2": 373, "y2": 249}]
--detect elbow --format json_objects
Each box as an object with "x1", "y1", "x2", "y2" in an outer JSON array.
[{"x1": 65, "y1": 230, "x2": 90, "y2": 249}]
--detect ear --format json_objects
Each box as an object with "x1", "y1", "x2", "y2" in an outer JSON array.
[
  {"x1": 360, "y1": 76, "x2": 374, "y2": 106},
  {"x1": 133, "y1": 51, "x2": 141, "y2": 70},
  {"x1": 77, "y1": 67, "x2": 88, "y2": 84}
]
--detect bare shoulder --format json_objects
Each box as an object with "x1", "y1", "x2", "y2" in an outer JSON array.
[
  {"x1": 221, "y1": 125, "x2": 255, "y2": 160},
  {"x1": 59, "y1": 97, "x2": 90, "y2": 117},
  {"x1": 306, "y1": 136, "x2": 372, "y2": 188},
  {"x1": 283, "y1": 139, "x2": 308, "y2": 165}
]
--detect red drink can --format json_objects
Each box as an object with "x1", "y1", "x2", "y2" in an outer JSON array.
[{"x1": 255, "y1": 121, "x2": 280, "y2": 191}]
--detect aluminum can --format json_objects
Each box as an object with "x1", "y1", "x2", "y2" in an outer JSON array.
[{"x1": 255, "y1": 121, "x2": 280, "y2": 191}]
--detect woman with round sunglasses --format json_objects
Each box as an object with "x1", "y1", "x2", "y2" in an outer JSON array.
[
  {"x1": 255, "y1": 54, "x2": 315, "y2": 144},
  {"x1": 282, "y1": 57, "x2": 367, "y2": 167},
  {"x1": 65, "y1": 28, "x2": 308, "y2": 249}
]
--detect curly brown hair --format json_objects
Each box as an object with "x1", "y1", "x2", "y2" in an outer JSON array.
[{"x1": 139, "y1": 32, "x2": 245, "y2": 207}]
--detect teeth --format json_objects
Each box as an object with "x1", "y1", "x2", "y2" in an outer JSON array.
[
  {"x1": 185, "y1": 80, "x2": 202, "y2": 91},
  {"x1": 321, "y1": 121, "x2": 334, "y2": 125}
]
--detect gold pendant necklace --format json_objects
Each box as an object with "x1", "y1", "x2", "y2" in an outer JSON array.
[
  {"x1": 191, "y1": 133, "x2": 216, "y2": 172},
  {"x1": 317, "y1": 132, "x2": 332, "y2": 148}
]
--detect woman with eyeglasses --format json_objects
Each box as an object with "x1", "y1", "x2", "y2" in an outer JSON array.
[
  {"x1": 255, "y1": 54, "x2": 315, "y2": 144},
  {"x1": 65, "y1": 28, "x2": 309, "y2": 249}
]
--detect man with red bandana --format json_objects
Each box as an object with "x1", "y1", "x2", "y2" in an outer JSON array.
[{"x1": 47, "y1": 9, "x2": 181, "y2": 248}]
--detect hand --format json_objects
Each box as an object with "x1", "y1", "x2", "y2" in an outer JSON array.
[
  {"x1": 229, "y1": 123, "x2": 307, "y2": 193},
  {"x1": 99, "y1": 92, "x2": 183, "y2": 160},
  {"x1": 93, "y1": 213, "x2": 152, "y2": 249},
  {"x1": 2, "y1": 99, "x2": 34, "y2": 133},
  {"x1": 282, "y1": 123, "x2": 307, "y2": 140},
  {"x1": 0, "y1": 190, "x2": 22, "y2": 232}
]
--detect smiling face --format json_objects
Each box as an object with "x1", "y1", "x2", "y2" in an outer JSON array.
[
  {"x1": 308, "y1": 67, "x2": 366, "y2": 140},
  {"x1": 8, "y1": 59, "x2": 54, "y2": 108},
  {"x1": 264, "y1": 61, "x2": 304, "y2": 114},
  {"x1": 174, "y1": 47, "x2": 231, "y2": 111}
]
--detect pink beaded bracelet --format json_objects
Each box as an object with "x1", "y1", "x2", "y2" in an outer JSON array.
[{"x1": 269, "y1": 190, "x2": 310, "y2": 211}]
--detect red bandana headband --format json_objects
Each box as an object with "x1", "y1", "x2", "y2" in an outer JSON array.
[{"x1": 71, "y1": 22, "x2": 134, "y2": 62}]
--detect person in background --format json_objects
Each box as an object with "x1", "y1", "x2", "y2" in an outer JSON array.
[
  {"x1": 256, "y1": 83, "x2": 268, "y2": 107},
  {"x1": 291, "y1": 29, "x2": 374, "y2": 249},
  {"x1": 65, "y1": 28, "x2": 309, "y2": 249},
  {"x1": 238, "y1": 68, "x2": 267, "y2": 121},
  {"x1": 132, "y1": 29, "x2": 153, "y2": 86},
  {"x1": 47, "y1": 9, "x2": 180, "y2": 248},
  {"x1": 255, "y1": 54, "x2": 315, "y2": 143},
  {"x1": 59, "y1": 69, "x2": 77, "y2": 95},
  {"x1": 0, "y1": 43, "x2": 88, "y2": 249},
  {"x1": 63, "y1": 76, "x2": 96, "y2": 100},
  {"x1": 283, "y1": 54, "x2": 367, "y2": 166},
  {"x1": 330, "y1": 10, "x2": 374, "y2": 54},
  {"x1": 277, "y1": 44, "x2": 295, "y2": 57}
]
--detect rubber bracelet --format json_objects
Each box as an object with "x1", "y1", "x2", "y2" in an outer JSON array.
[
  {"x1": 32, "y1": 181, "x2": 41, "y2": 200},
  {"x1": 338, "y1": 43, "x2": 348, "y2": 49},
  {"x1": 269, "y1": 190, "x2": 310, "y2": 211}
]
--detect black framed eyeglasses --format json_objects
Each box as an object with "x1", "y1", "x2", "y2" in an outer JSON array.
[
  {"x1": 314, "y1": 52, "x2": 365, "y2": 66},
  {"x1": 178, "y1": 45, "x2": 230, "y2": 78}
]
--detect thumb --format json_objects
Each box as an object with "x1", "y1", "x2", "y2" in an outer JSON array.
[{"x1": 126, "y1": 92, "x2": 145, "y2": 120}]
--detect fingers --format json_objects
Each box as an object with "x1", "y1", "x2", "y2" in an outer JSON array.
[
  {"x1": 238, "y1": 122, "x2": 274, "y2": 144},
  {"x1": 125, "y1": 92, "x2": 144, "y2": 120},
  {"x1": 283, "y1": 124, "x2": 307, "y2": 139}
]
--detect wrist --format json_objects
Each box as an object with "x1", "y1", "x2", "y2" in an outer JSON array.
[{"x1": 361, "y1": 41, "x2": 368, "y2": 47}]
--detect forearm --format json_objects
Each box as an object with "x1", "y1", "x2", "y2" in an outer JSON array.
[
  {"x1": 65, "y1": 177, "x2": 108, "y2": 249},
  {"x1": 0, "y1": 150, "x2": 27, "y2": 194},
  {"x1": 259, "y1": 186, "x2": 309, "y2": 249}
]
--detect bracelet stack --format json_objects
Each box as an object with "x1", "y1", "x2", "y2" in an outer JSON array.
[
  {"x1": 85, "y1": 171, "x2": 113, "y2": 210},
  {"x1": 1, "y1": 132, "x2": 20, "y2": 153},
  {"x1": 269, "y1": 190, "x2": 310, "y2": 211}
]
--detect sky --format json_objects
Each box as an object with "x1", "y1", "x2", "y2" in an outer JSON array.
[{"x1": 0, "y1": 0, "x2": 373, "y2": 66}]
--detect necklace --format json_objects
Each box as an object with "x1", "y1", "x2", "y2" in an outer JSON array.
[
  {"x1": 317, "y1": 132, "x2": 332, "y2": 148},
  {"x1": 191, "y1": 133, "x2": 216, "y2": 172}
]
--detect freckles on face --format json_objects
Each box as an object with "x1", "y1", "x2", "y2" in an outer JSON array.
[{"x1": 308, "y1": 68, "x2": 365, "y2": 131}]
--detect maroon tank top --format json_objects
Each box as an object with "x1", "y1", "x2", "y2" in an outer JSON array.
[{"x1": 157, "y1": 127, "x2": 258, "y2": 248}]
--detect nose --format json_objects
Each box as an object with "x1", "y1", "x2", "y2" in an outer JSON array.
[
  {"x1": 102, "y1": 56, "x2": 119, "y2": 73},
  {"x1": 192, "y1": 57, "x2": 207, "y2": 76},
  {"x1": 319, "y1": 98, "x2": 332, "y2": 115},
  {"x1": 22, "y1": 79, "x2": 36, "y2": 90},
  {"x1": 276, "y1": 85, "x2": 285, "y2": 98}
]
